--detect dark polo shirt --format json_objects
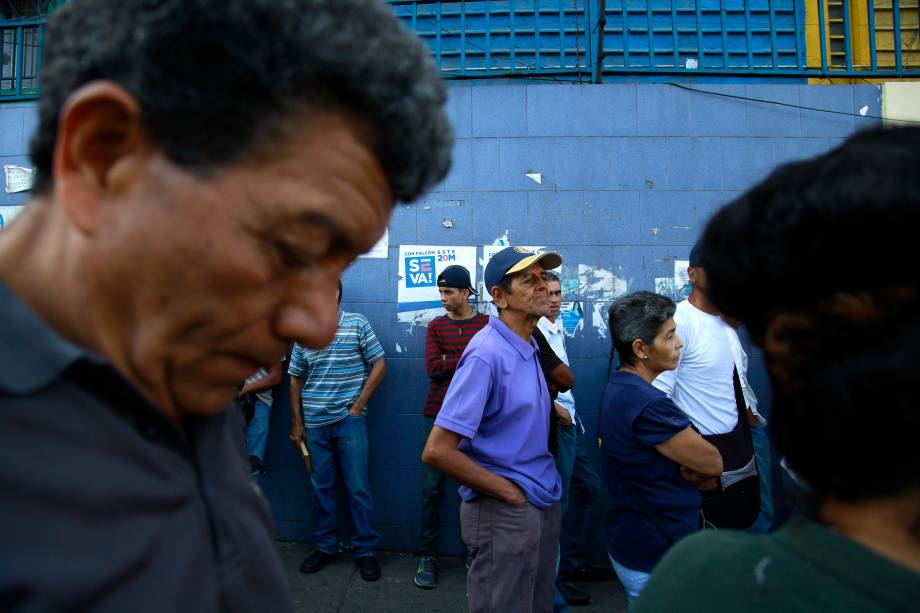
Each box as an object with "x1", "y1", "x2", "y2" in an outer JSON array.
[{"x1": 0, "y1": 282, "x2": 293, "y2": 612}]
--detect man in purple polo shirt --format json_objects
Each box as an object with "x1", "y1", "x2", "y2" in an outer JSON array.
[{"x1": 422, "y1": 246, "x2": 563, "y2": 613}]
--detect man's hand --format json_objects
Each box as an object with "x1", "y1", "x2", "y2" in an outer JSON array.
[
  {"x1": 747, "y1": 408, "x2": 759, "y2": 427},
  {"x1": 290, "y1": 423, "x2": 305, "y2": 451},
  {"x1": 554, "y1": 402, "x2": 573, "y2": 426},
  {"x1": 500, "y1": 480, "x2": 527, "y2": 506},
  {"x1": 348, "y1": 402, "x2": 364, "y2": 416},
  {"x1": 680, "y1": 466, "x2": 720, "y2": 491}
]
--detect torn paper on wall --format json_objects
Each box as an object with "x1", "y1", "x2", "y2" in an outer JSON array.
[
  {"x1": 593, "y1": 303, "x2": 610, "y2": 339},
  {"x1": 577, "y1": 265, "x2": 627, "y2": 301},
  {"x1": 674, "y1": 260, "x2": 691, "y2": 297},
  {"x1": 655, "y1": 277, "x2": 678, "y2": 298},
  {"x1": 4, "y1": 166, "x2": 33, "y2": 193},
  {"x1": 559, "y1": 301, "x2": 584, "y2": 337}
]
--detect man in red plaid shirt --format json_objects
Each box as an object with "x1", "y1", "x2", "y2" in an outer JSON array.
[{"x1": 414, "y1": 265, "x2": 488, "y2": 589}]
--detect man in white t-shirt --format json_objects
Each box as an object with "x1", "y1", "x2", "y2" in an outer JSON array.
[{"x1": 653, "y1": 246, "x2": 759, "y2": 529}]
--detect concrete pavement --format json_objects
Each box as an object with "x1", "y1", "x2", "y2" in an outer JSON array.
[{"x1": 279, "y1": 542, "x2": 628, "y2": 612}]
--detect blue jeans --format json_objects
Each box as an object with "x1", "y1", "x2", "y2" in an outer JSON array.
[
  {"x1": 307, "y1": 415, "x2": 379, "y2": 557},
  {"x1": 559, "y1": 420, "x2": 603, "y2": 575},
  {"x1": 245, "y1": 399, "x2": 271, "y2": 464},
  {"x1": 554, "y1": 423, "x2": 577, "y2": 516},
  {"x1": 748, "y1": 424, "x2": 774, "y2": 533},
  {"x1": 419, "y1": 417, "x2": 447, "y2": 555}
]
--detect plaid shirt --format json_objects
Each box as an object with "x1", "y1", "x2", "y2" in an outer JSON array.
[{"x1": 423, "y1": 313, "x2": 489, "y2": 417}]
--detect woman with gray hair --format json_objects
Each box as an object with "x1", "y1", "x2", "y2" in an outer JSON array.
[{"x1": 599, "y1": 291, "x2": 722, "y2": 603}]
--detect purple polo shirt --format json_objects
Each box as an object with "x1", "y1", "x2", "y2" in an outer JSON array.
[{"x1": 435, "y1": 316, "x2": 562, "y2": 509}]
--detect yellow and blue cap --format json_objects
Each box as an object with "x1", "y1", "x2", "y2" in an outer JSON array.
[{"x1": 484, "y1": 246, "x2": 562, "y2": 292}]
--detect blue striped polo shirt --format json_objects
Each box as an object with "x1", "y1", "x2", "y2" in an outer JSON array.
[{"x1": 288, "y1": 311, "x2": 384, "y2": 428}]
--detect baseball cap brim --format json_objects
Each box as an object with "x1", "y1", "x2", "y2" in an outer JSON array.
[{"x1": 505, "y1": 251, "x2": 563, "y2": 276}]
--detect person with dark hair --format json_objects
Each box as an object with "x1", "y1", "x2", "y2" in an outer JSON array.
[
  {"x1": 600, "y1": 291, "x2": 723, "y2": 603},
  {"x1": 634, "y1": 127, "x2": 920, "y2": 612},
  {"x1": 288, "y1": 283, "x2": 386, "y2": 581},
  {"x1": 0, "y1": 0, "x2": 451, "y2": 609},
  {"x1": 423, "y1": 247, "x2": 564, "y2": 613},
  {"x1": 653, "y1": 247, "x2": 761, "y2": 530},
  {"x1": 414, "y1": 265, "x2": 488, "y2": 589}
]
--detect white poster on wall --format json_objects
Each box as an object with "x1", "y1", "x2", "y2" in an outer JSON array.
[{"x1": 397, "y1": 245, "x2": 477, "y2": 325}]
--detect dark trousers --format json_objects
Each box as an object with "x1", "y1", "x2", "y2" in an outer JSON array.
[
  {"x1": 419, "y1": 417, "x2": 446, "y2": 555},
  {"x1": 700, "y1": 474, "x2": 760, "y2": 529},
  {"x1": 461, "y1": 497, "x2": 561, "y2": 613},
  {"x1": 559, "y1": 421, "x2": 602, "y2": 574}
]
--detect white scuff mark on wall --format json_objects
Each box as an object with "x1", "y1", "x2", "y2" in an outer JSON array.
[
  {"x1": 442, "y1": 218, "x2": 454, "y2": 228},
  {"x1": 396, "y1": 307, "x2": 443, "y2": 328},
  {"x1": 651, "y1": 227, "x2": 661, "y2": 237},
  {"x1": 578, "y1": 264, "x2": 627, "y2": 301},
  {"x1": 672, "y1": 226, "x2": 690, "y2": 230},
  {"x1": 525, "y1": 171, "x2": 543, "y2": 184},
  {"x1": 492, "y1": 230, "x2": 510, "y2": 246},
  {"x1": 685, "y1": 58, "x2": 699, "y2": 69},
  {"x1": 859, "y1": 105, "x2": 869, "y2": 116},
  {"x1": 394, "y1": 342, "x2": 403, "y2": 354},
  {"x1": 593, "y1": 303, "x2": 610, "y2": 339}
]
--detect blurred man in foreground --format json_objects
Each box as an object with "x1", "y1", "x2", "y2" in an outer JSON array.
[{"x1": 0, "y1": 0, "x2": 451, "y2": 609}]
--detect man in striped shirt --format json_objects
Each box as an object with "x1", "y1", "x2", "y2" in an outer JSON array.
[
  {"x1": 289, "y1": 282, "x2": 386, "y2": 581},
  {"x1": 415, "y1": 265, "x2": 488, "y2": 589}
]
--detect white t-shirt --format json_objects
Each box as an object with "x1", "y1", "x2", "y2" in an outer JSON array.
[
  {"x1": 536, "y1": 316, "x2": 576, "y2": 421},
  {"x1": 652, "y1": 300, "x2": 738, "y2": 435}
]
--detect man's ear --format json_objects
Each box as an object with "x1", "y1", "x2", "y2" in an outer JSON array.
[
  {"x1": 491, "y1": 286, "x2": 508, "y2": 310},
  {"x1": 52, "y1": 81, "x2": 148, "y2": 235}
]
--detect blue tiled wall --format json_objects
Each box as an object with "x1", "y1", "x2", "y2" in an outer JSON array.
[{"x1": 0, "y1": 83, "x2": 881, "y2": 556}]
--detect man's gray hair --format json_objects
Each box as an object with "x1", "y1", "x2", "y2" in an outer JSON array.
[{"x1": 30, "y1": 0, "x2": 453, "y2": 202}]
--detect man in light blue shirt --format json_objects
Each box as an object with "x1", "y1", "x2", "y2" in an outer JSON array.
[
  {"x1": 537, "y1": 273, "x2": 607, "y2": 593},
  {"x1": 424, "y1": 247, "x2": 563, "y2": 613},
  {"x1": 289, "y1": 282, "x2": 386, "y2": 582}
]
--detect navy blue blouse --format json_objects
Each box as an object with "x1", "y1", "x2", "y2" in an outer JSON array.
[{"x1": 600, "y1": 370, "x2": 701, "y2": 573}]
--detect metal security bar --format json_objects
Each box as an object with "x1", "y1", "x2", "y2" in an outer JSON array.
[
  {"x1": 387, "y1": 0, "x2": 594, "y2": 78},
  {"x1": 1, "y1": 1, "x2": 63, "y2": 101},
  {"x1": 2, "y1": 1, "x2": 918, "y2": 102},
  {"x1": 388, "y1": 1, "x2": 919, "y2": 80}
]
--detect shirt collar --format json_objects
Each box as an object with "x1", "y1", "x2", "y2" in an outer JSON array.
[
  {"x1": 489, "y1": 315, "x2": 537, "y2": 360},
  {"x1": 537, "y1": 316, "x2": 560, "y2": 336},
  {"x1": 0, "y1": 281, "x2": 87, "y2": 394}
]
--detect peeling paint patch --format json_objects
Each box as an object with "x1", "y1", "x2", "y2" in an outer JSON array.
[
  {"x1": 651, "y1": 227, "x2": 661, "y2": 237},
  {"x1": 492, "y1": 230, "x2": 510, "y2": 246},
  {"x1": 396, "y1": 307, "x2": 443, "y2": 328},
  {"x1": 578, "y1": 265, "x2": 627, "y2": 301},
  {"x1": 593, "y1": 303, "x2": 610, "y2": 339},
  {"x1": 394, "y1": 342, "x2": 404, "y2": 354}
]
